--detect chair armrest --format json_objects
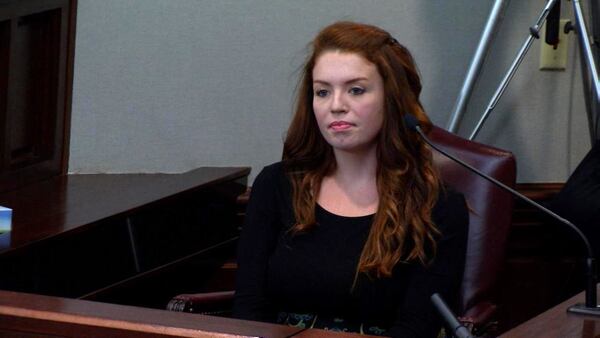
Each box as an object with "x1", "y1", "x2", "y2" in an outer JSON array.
[
  {"x1": 167, "y1": 290, "x2": 234, "y2": 316},
  {"x1": 458, "y1": 301, "x2": 498, "y2": 337}
]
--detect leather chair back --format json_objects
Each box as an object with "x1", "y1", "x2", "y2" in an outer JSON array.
[{"x1": 429, "y1": 126, "x2": 516, "y2": 317}]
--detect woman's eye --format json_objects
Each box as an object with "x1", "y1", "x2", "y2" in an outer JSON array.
[
  {"x1": 349, "y1": 87, "x2": 365, "y2": 95},
  {"x1": 315, "y1": 89, "x2": 329, "y2": 97}
]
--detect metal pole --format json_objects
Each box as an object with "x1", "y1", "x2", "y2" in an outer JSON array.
[
  {"x1": 469, "y1": 0, "x2": 559, "y2": 140},
  {"x1": 592, "y1": 0, "x2": 600, "y2": 141},
  {"x1": 573, "y1": 0, "x2": 600, "y2": 102},
  {"x1": 573, "y1": 0, "x2": 600, "y2": 142},
  {"x1": 446, "y1": 0, "x2": 509, "y2": 133},
  {"x1": 576, "y1": 29, "x2": 596, "y2": 144}
]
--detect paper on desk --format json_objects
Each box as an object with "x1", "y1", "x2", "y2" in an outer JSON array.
[{"x1": 0, "y1": 206, "x2": 11, "y2": 233}]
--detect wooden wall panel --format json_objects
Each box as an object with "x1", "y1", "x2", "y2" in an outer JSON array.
[
  {"x1": 0, "y1": 0, "x2": 76, "y2": 193},
  {"x1": 497, "y1": 183, "x2": 588, "y2": 334},
  {"x1": 0, "y1": 20, "x2": 8, "y2": 173}
]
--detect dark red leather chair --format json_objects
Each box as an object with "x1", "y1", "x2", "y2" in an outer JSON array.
[
  {"x1": 429, "y1": 126, "x2": 516, "y2": 334},
  {"x1": 168, "y1": 126, "x2": 517, "y2": 336}
]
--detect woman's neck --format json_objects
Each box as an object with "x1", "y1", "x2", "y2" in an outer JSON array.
[
  {"x1": 332, "y1": 147, "x2": 378, "y2": 185},
  {"x1": 316, "y1": 146, "x2": 379, "y2": 217}
]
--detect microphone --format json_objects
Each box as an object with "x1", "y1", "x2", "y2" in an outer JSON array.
[
  {"x1": 431, "y1": 293, "x2": 474, "y2": 338},
  {"x1": 403, "y1": 114, "x2": 600, "y2": 316},
  {"x1": 545, "y1": 0, "x2": 561, "y2": 46}
]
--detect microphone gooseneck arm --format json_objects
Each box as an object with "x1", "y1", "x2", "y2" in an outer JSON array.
[
  {"x1": 403, "y1": 114, "x2": 599, "y2": 313},
  {"x1": 431, "y1": 293, "x2": 474, "y2": 338}
]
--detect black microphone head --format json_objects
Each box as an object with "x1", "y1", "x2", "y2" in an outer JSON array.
[{"x1": 403, "y1": 114, "x2": 420, "y2": 132}]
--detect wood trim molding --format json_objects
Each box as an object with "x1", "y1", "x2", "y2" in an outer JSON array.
[
  {"x1": 516, "y1": 183, "x2": 564, "y2": 201},
  {"x1": 60, "y1": 0, "x2": 76, "y2": 174}
]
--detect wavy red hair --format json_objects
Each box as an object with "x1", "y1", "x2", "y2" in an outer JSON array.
[{"x1": 283, "y1": 21, "x2": 440, "y2": 278}]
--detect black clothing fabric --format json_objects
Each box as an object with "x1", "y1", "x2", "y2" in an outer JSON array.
[
  {"x1": 233, "y1": 162, "x2": 469, "y2": 338},
  {"x1": 551, "y1": 139, "x2": 600, "y2": 257}
]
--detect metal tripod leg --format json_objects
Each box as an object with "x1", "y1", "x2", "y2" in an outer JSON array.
[
  {"x1": 469, "y1": 0, "x2": 560, "y2": 140},
  {"x1": 446, "y1": 0, "x2": 509, "y2": 133},
  {"x1": 572, "y1": 0, "x2": 600, "y2": 143},
  {"x1": 592, "y1": 0, "x2": 600, "y2": 140}
]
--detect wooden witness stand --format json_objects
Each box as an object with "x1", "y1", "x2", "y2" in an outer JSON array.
[
  {"x1": 0, "y1": 289, "x2": 296, "y2": 338},
  {"x1": 500, "y1": 285, "x2": 600, "y2": 338},
  {"x1": 0, "y1": 166, "x2": 377, "y2": 337},
  {"x1": 0, "y1": 167, "x2": 287, "y2": 337},
  {"x1": 0, "y1": 167, "x2": 250, "y2": 303},
  {"x1": 0, "y1": 290, "x2": 378, "y2": 338},
  {"x1": 8, "y1": 288, "x2": 600, "y2": 338}
]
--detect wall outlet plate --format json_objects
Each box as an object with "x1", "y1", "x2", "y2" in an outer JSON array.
[{"x1": 539, "y1": 19, "x2": 570, "y2": 70}]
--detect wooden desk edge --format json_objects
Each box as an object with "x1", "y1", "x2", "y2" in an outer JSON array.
[
  {"x1": 0, "y1": 290, "x2": 293, "y2": 337},
  {"x1": 0, "y1": 290, "x2": 370, "y2": 338},
  {"x1": 500, "y1": 285, "x2": 600, "y2": 337}
]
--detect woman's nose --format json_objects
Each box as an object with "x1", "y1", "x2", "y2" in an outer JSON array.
[{"x1": 330, "y1": 91, "x2": 347, "y2": 114}]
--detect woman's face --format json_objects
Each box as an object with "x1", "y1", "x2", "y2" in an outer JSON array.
[{"x1": 312, "y1": 51, "x2": 385, "y2": 155}]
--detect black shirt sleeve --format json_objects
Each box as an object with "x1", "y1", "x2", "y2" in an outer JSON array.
[
  {"x1": 232, "y1": 164, "x2": 283, "y2": 322},
  {"x1": 387, "y1": 190, "x2": 469, "y2": 338}
]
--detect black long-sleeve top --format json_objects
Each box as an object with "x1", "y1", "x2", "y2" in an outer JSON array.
[{"x1": 233, "y1": 162, "x2": 469, "y2": 337}]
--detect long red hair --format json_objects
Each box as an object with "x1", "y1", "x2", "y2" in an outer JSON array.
[{"x1": 283, "y1": 21, "x2": 440, "y2": 278}]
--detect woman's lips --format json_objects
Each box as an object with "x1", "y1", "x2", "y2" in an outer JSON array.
[{"x1": 329, "y1": 121, "x2": 354, "y2": 131}]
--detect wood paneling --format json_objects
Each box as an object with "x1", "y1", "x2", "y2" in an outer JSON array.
[
  {"x1": 497, "y1": 182, "x2": 590, "y2": 333},
  {"x1": 0, "y1": 167, "x2": 250, "y2": 311},
  {"x1": 0, "y1": 0, "x2": 76, "y2": 192}
]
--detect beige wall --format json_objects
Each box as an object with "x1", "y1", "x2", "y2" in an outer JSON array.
[{"x1": 69, "y1": 0, "x2": 590, "y2": 183}]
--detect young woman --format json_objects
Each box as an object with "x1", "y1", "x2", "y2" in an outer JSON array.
[{"x1": 233, "y1": 21, "x2": 469, "y2": 338}]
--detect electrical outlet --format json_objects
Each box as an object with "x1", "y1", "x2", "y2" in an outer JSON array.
[{"x1": 539, "y1": 19, "x2": 570, "y2": 70}]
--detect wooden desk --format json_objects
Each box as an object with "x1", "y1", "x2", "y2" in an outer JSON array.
[
  {"x1": 0, "y1": 167, "x2": 250, "y2": 308},
  {"x1": 500, "y1": 287, "x2": 600, "y2": 337},
  {"x1": 0, "y1": 167, "x2": 249, "y2": 253},
  {"x1": 0, "y1": 290, "x2": 371, "y2": 337}
]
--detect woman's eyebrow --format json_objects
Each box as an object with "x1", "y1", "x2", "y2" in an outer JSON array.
[{"x1": 313, "y1": 77, "x2": 369, "y2": 85}]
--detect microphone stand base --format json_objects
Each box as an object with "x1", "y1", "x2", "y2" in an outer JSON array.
[{"x1": 567, "y1": 303, "x2": 600, "y2": 316}]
